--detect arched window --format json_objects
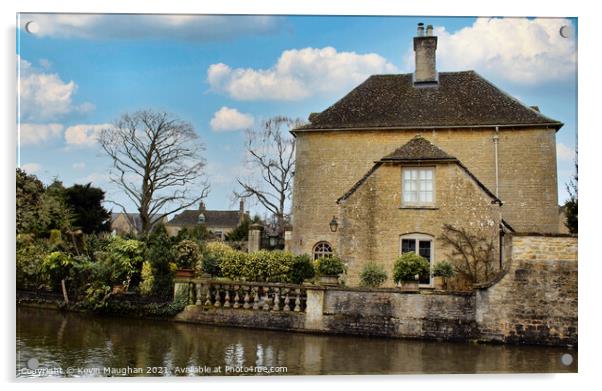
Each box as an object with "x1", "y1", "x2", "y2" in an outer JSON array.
[
  {"x1": 313, "y1": 241, "x2": 333, "y2": 260},
  {"x1": 197, "y1": 213, "x2": 206, "y2": 224}
]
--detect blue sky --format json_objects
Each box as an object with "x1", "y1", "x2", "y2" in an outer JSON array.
[{"x1": 17, "y1": 14, "x2": 577, "y2": 217}]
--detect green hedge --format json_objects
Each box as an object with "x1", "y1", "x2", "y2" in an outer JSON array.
[{"x1": 393, "y1": 252, "x2": 430, "y2": 283}]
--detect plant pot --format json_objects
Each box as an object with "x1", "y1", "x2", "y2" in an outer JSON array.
[
  {"x1": 433, "y1": 276, "x2": 445, "y2": 290},
  {"x1": 175, "y1": 268, "x2": 194, "y2": 278},
  {"x1": 112, "y1": 284, "x2": 125, "y2": 295},
  {"x1": 397, "y1": 281, "x2": 419, "y2": 291},
  {"x1": 319, "y1": 275, "x2": 339, "y2": 286}
]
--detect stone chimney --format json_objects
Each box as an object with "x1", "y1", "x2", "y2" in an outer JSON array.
[
  {"x1": 413, "y1": 23, "x2": 438, "y2": 85},
  {"x1": 239, "y1": 199, "x2": 245, "y2": 222}
]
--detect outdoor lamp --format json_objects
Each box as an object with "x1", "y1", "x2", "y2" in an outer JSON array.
[{"x1": 329, "y1": 216, "x2": 338, "y2": 232}]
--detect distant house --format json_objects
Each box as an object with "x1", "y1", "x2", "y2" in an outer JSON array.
[
  {"x1": 165, "y1": 200, "x2": 247, "y2": 240},
  {"x1": 110, "y1": 213, "x2": 168, "y2": 236}
]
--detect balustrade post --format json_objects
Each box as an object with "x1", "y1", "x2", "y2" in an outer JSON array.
[
  {"x1": 294, "y1": 288, "x2": 301, "y2": 312},
  {"x1": 223, "y1": 285, "x2": 231, "y2": 308},
  {"x1": 233, "y1": 285, "x2": 241, "y2": 309},
  {"x1": 195, "y1": 283, "x2": 203, "y2": 305},
  {"x1": 243, "y1": 286, "x2": 251, "y2": 309},
  {"x1": 204, "y1": 284, "x2": 212, "y2": 306},
  {"x1": 272, "y1": 287, "x2": 281, "y2": 311},
  {"x1": 252, "y1": 287, "x2": 260, "y2": 310},
  {"x1": 262, "y1": 286, "x2": 271, "y2": 311},
  {"x1": 283, "y1": 288, "x2": 291, "y2": 311},
  {"x1": 214, "y1": 285, "x2": 222, "y2": 308}
]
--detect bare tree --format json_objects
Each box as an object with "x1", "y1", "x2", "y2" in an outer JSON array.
[
  {"x1": 439, "y1": 224, "x2": 497, "y2": 284},
  {"x1": 234, "y1": 116, "x2": 303, "y2": 237},
  {"x1": 99, "y1": 110, "x2": 209, "y2": 235}
]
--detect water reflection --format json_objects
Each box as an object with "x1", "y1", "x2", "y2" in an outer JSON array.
[{"x1": 16, "y1": 306, "x2": 577, "y2": 377}]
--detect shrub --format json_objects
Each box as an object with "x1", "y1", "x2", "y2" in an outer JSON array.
[
  {"x1": 145, "y1": 232, "x2": 176, "y2": 299},
  {"x1": 393, "y1": 252, "x2": 430, "y2": 283},
  {"x1": 315, "y1": 255, "x2": 346, "y2": 276},
  {"x1": 42, "y1": 251, "x2": 75, "y2": 287},
  {"x1": 16, "y1": 236, "x2": 50, "y2": 290},
  {"x1": 245, "y1": 250, "x2": 295, "y2": 282},
  {"x1": 288, "y1": 254, "x2": 315, "y2": 284},
  {"x1": 175, "y1": 240, "x2": 201, "y2": 269},
  {"x1": 105, "y1": 237, "x2": 145, "y2": 289},
  {"x1": 219, "y1": 250, "x2": 249, "y2": 280},
  {"x1": 433, "y1": 261, "x2": 455, "y2": 278},
  {"x1": 139, "y1": 261, "x2": 154, "y2": 296},
  {"x1": 359, "y1": 263, "x2": 387, "y2": 288}
]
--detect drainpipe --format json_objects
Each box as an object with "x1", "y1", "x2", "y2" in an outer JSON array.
[{"x1": 493, "y1": 126, "x2": 500, "y2": 197}]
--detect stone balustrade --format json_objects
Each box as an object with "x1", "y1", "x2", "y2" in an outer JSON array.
[{"x1": 189, "y1": 280, "x2": 307, "y2": 313}]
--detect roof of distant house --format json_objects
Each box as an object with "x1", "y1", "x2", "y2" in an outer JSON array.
[
  {"x1": 111, "y1": 213, "x2": 165, "y2": 232},
  {"x1": 167, "y1": 210, "x2": 243, "y2": 229},
  {"x1": 294, "y1": 71, "x2": 562, "y2": 132}
]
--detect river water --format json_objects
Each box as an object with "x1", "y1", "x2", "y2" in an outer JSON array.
[{"x1": 16, "y1": 306, "x2": 577, "y2": 377}]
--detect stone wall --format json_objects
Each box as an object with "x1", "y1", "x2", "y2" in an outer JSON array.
[
  {"x1": 291, "y1": 127, "x2": 559, "y2": 258},
  {"x1": 475, "y1": 234, "x2": 578, "y2": 346},
  {"x1": 173, "y1": 234, "x2": 577, "y2": 347}
]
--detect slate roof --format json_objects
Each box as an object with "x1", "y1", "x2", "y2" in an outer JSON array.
[
  {"x1": 167, "y1": 210, "x2": 242, "y2": 229},
  {"x1": 295, "y1": 71, "x2": 562, "y2": 131},
  {"x1": 381, "y1": 135, "x2": 456, "y2": 162}
]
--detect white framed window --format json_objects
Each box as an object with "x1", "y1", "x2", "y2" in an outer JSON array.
[
  {"x1": 402, "y1": 167, "x2": 434, "y2": 206},
  {"x1": 400, "y1": 234, "x2": 434, "y2": 286},
  {"x1": 313, "y1": 241, "x2": 333, "y2": 260}
]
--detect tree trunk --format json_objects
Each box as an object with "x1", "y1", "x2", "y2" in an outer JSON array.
[{"x1": 61, "y1": 279, "x2": 69, "y2": 304}]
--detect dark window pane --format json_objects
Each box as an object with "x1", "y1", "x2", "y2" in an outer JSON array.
[
  {"x1": 401, "y1": 239, "x2": 415, "y2": 254},
  {"x1": 419, "y1": 240, "x2": 431, "y2": 261}
]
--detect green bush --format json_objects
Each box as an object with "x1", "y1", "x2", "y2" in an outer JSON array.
[
  {"x1": 288, "y1": 254, "x2": 315, "y2": 284},
  {"x1": 393, "y1": 252, "x2": 430, "y2": 283},
  {"x1": 139, "y1": 261, "x2": 154, "y2": 296},
  {"x1": 42, "y1": 251, "x2": 75, "y2": 287},
  {"x1": 175, "y1": 240, "x2": 201, "y2": 269},
  {"x1": 145, "y1": 232, "x2": 176, "y2": 299},
  {"x1": 104, "y1": 237, "x2": 145, "y2": 289},
  {"x1": 315, "y1": 255, "x2": 346, "y2": 276},
  {"x1": 16, "y1": 236, "x2": 50, "y2": 290},
  {"x1": 433, "y1": 261, "x2": 455, "y2": 278},
  {"x1": 245, "y1": 250, "x2": 295, "y2": 282},
  {"x1": 359, "y1": 263, "x2": 387, "y2": 288}
]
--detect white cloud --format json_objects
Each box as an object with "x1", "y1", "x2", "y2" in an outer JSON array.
[
  {"x1": 72, "y1": 162, "x2": 86, "y2": 170},
  {"x1": 65, "y1": 123, "x2": 112, "y2": 147},
  {"x1": 19, "y1": 123, "x2": 64, "y2": 145},
  {"x1": 420, "y1": 18, "x2": 576, "y2": 84},
  {"x1": 79, "y1": 172, "x2": 110, "y2": 185},
  {"x1": 557, "y1": 142, "x2": 575, "y2": 162},
  {"x1": 207, "y1": 46, "x2": 399, "y2": 101},
  {"x1": 18, "y1": 55, "x2": 94, "y2": 121},
  {"x1": 21, "y1": 163, "x2": 41, "y2": 174},
  {"x1": 210, "y1": 107, "x2": 254, "y2": 132},
  {"x1": 19, "y1": 14, "x2": 280, "y2": 41}
]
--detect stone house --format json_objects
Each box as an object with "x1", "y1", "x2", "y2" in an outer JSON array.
[
  {"x1": 165, "y1": 201, "x2": 247, "y2": 240},
  {"x1": 110, "y1": 212, "x2": 168, "y2": 236},
  {"x1": 290, "y1": 23, "x2": 564, "y2": 287}
]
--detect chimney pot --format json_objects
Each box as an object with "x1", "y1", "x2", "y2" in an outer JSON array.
[{"x1": 413, "y1": 23, "x2": 438, "y2": 84}]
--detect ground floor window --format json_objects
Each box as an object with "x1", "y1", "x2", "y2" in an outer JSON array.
[
  {"x1": 400, "y1": 234, "x2": 434, "y2": 285},
  {"x1": 313, "y1": 241, "x2": 333, "y2": 260}
]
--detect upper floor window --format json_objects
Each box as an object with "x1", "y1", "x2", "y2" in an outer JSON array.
[
  {"x1": 402, "y1": 167, "x2": 434, "y2": 206},
  {"x1": 313, "y1": 241, "x2": 333, "y2": 260}
]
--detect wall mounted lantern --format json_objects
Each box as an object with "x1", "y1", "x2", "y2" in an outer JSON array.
[{"x1": 329, "y1": 216, "x2": 338, "y2": 232}]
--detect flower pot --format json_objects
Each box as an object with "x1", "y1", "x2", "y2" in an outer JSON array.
[
  {"x1": 112, "y1": 284, "x2": 125, "y2": 295},
  {"x1": 434, "y1": 276, "x2": 445, "y2": 290},
  {"x1": 319, "y1": 275, "x2": 339, "y2": 286},
  {"x1": 397, "y1": 281, "x2": 419, "y2": 291},
  {"x1": 175, "y1": 268, "x2": 194, "y2": 278}
]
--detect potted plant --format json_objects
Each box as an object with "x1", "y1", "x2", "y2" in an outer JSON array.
[
  {"x1": 315, "y1": 255, "x2": 346, "y2": 286},
  {"x1": 433, "y1": 261, "x2": 455, "y2": 290},
  {"x1": 175, "y1": 240, "x2": 200, "y2": 278},
  {"x1": 393, "y1": 252, "x2": 430, "y2": 291},
  {"x1": 359, "y1": 262, "x2": 387, "y2": 288}
]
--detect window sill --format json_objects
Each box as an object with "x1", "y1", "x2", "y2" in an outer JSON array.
[{"x1": 399, "y1": 206, "x2": 439, "y2": 210}]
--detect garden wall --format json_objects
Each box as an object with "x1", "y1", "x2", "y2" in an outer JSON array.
[{"x1": 163, "y1": 234, "x2": 577, "y2": 347}]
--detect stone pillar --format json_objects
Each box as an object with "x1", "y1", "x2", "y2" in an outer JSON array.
[
  {"x1": 284, "y1": 226, "x2": 293, "y2": 252},
  {"x1": 248, "y1": 223, "x2": 263, "y2": 253},
  {"x1": 173, "y1": 280, "x2": 190, "y2": 302},
  {"x1": 304, "y1": 287, "x2": 325, "y2": 331}
]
